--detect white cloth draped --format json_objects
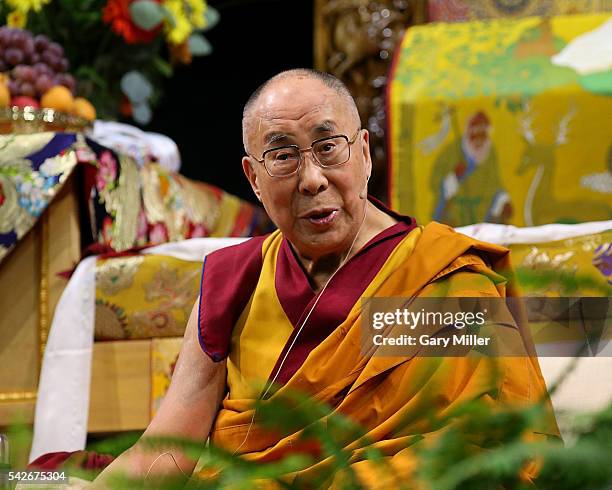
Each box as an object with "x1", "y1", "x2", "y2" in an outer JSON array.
[{"x1": 29, "y1": 238, "x2": 246, "y2": 462}]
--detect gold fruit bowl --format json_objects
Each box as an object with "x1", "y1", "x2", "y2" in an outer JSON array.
[{"x1": 0, "y1": 106, "x2": 93, "y2": 134}]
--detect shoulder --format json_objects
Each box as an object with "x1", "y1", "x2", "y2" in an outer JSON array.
[
  {"x1": 417, "y1": 222, "x2": 514, "y2": 297},
  {"x1": 420, "y1": 221, "x2": 510, "y2": 267},
  {"x1": 205, "y1": 233, "x2": 270, "y2": 265},
  {"x1": 199, "y1": 233, "x2": 273, "y2": 325},
  {"x1": 198, "y1": 232, "x2": 279, "y2": 362}
]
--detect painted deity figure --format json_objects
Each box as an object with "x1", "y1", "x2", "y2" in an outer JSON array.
[{"x1": 430, "y1": 111, "x2": 511, "y2": 227}]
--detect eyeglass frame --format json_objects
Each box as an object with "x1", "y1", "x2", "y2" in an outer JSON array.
[{"x1": 249, "y1": 128, "x2": 362, "y2": 178}]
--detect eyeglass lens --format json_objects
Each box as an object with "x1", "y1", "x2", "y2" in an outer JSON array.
[{"x1": 265, "y1": 136, "x2": 350, "y2": 176}]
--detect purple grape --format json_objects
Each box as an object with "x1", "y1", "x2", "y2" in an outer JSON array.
[
  {"x1": 14, "y1": 65, "x2": 36, "y2": 82},
  {"x1": 7, "y1": 79, "x2": 19, "y2": 96},
  {"x1": 33, "y1": 62, "x2": 51, "y2": 76},
  {"x1": 35, "y1": 74, "x2": 54, "y2": 95},
  {"x1": 20, "y1": 82, "x2": 35, "y2": 97},
  {"x1": 30, "y1": 52, "x2": 40, "y2": 64},
  {"x1": 24, "y1": 66, "x2": 36, "y2": 82},
  {"x1": 23, "y1": 37, "x2": 34, "y2": 60},
  {"x1": 3, "y1": 29, "x2": 14, "y2": 45},
  {"x1": 12, "y1": 65, "x2": 26, "y2": 79},
  {"x1": 10, "y1": 30, "x2": 27, "y2": 49},
  {"x1": 41, "y1": 50, "x2": 57, "y2": 66},
  {"x1": 0, "y1": 60, "x2": 7, "y2": 72},
  {"x1": 0, "y1": 28, "x2": 10, "y2": 46},
  {"x1": 4, "y1": 31, "x2": 17, "y2": 48},
  {"x1": 5, "y1": 48, "x2": 24, "y2": 66},
  {"x1": 47, "y1": 42, "x2": 64, "y2": 57},
  {"x1": 34, "y1": 34, "x2": 49, "y2": 53},
  {"x1": 51, "y1": 58, "x2": 64, "y2": 73},
  {"x1": 58, "y1": 58, "x2": 69, "y2": 73},
  {"x1": 57, "y1": 73, "x2": 75, "y2": 93}
]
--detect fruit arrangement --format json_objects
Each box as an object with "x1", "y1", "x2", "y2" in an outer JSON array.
[{"x1": 0, "y1": 26, "x2": 96, "y2": 122}]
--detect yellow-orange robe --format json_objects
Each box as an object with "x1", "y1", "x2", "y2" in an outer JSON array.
[{"x1": 196, "y1": 212, "x2": 560, "y2": 487}]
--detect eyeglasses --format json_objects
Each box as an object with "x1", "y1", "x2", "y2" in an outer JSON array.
[{"x1": 251, "y1": 128, "x2": 361, "y2": 177}]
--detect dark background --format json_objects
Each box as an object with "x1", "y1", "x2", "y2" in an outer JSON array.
[{"x1": 148, "y1": 0, "x2": 314, "y2": 204}]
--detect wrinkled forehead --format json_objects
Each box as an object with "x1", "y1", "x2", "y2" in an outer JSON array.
[{"x1": 246, "y1": 79, "x2": 355, "y2": 153}]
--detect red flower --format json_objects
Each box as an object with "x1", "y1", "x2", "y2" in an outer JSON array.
[
  {"x1": 119, "y1": 94, "x2": 133, "y2": 117},
  {"x1": 103, "y1": 0, "x2": 161, "y2": 44}
]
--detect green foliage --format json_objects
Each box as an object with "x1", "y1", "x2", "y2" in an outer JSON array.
[
  {"x1": 88, "y1": 431, "x2": 142, "y2": 457},
  {"x1": 7, "y1": 359, "x2": 612, "y2": 489},
  {"x1": 188, "y1": 34, "x2": 212, "y2": 56},
  {"x1": 79, "y1": 394, "x2": 612, "y2": 488}
]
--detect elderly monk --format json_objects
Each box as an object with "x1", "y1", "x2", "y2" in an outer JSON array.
[{"x1": 46, "y1": 69, "x2": 558, "y2": 488}]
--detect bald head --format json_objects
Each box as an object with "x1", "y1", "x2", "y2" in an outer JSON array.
[{"x1": 242, "y1": 69, "x2": 361, "y2": 154}]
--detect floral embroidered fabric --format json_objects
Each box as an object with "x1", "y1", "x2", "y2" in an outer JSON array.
[{"x1": 0, "y1": 132, "x2": 274, "y2": 264}]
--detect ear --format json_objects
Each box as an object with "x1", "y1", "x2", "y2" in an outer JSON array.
[
  {"x1": 242, "y1": 156, "x2": 261, "y2": 201},
  {"x1": 360, "y1": 128, "x2": 373, "y2": 180}
]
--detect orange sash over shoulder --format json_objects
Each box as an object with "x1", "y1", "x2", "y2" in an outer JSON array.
[{"x1": 202, "y1": 222, "x2": 560, "y2": 488}]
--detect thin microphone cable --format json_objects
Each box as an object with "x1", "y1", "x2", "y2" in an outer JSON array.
[{"x1": 142, "y1": 451, "x2": 190, "y2": 488}]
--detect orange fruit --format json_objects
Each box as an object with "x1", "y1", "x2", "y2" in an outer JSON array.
[
  {"x1": 72, "y1": 97, "x2": 96, "y2": 121},
  {"x1": 40, "y1": 85, "x2": 74, "y2": 113},
  {"x1": 0, "y1": 83, "x2": 9, "y2": 107}
]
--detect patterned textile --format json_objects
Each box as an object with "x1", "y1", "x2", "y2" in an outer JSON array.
[
  {"x1": 151, "y1": 337, "x2": 183, "y2": 418},
  {"x1": 95, "y1": 255, "x2": 201, "y2": 340},
  {"x1": 509, "y1": 231, "x2": 611, "y2": 357},
  {"x1": 428, "y1": 0, "x2": 611, "y2": 23},
  {"x1": 86, "y1": 140, "x2": 273, "y2": 252},
  {"x1": 509, "y1": 230, "x2": 612, "y2": 296},
  {"x1": 0, "y1": 133, "x2": 78, "y2": 263},
  {"x1": 388, "y1": 13, "x2": 612, "y2": 227},
  {"x1": 0, "y1": 132, "x2": 273, "y2": 264}
]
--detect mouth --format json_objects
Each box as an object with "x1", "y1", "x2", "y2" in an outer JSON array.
[{"x1": 301, "y1": 208, "x2": 338, "y2": 226}]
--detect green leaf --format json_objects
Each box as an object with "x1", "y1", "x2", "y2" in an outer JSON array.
[
  {"x1": 132, "y1": 101, "x2": 152, "y2": 125},
  {"x1": 153, "y1": 56, "x2": 173, "y2": 78},
  {"x1": 74, "y1": 65, "x2": 108, "y2": 90},
  {"x1": 87, "y1": 431, "x2": 142, "y2": 456},
  {"x1": 200, "y1": 5, "x2": 220, "y2": 32},
  {"x1": 188, "y1": 33, "x2": 213, "y2": 56},
  {"x1": 120, "y1": 70, "x2": 153, "y2": 104},
  {"x1": 129, "y1": 0, "x2": 165, "y2": 31}
]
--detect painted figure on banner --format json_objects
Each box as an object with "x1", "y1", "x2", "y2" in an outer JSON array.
[
  {"x1": 518, "y1": 102, "x2": 611, "y2": 226},
  {"x1": 429, "y1": 109, "x2": 512, "y2": 227}
]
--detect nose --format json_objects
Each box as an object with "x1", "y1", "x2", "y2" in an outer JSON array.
[{"x1": 297, "y1": 151, "x2": 328, "y2": 196}]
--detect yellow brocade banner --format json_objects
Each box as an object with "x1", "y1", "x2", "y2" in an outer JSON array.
[
  {"x1": 95, "y1": 255, "x2": 202, "y2": 340},
  {"x1": 509, "y1": 230, "x2": 612, "y2": 296},
  {"x1": 427, "y1": 0, "x2": 611, "y2": 23},
  {"x1": 389, "y1": 13, "x2": 612, "y2": 227}
]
